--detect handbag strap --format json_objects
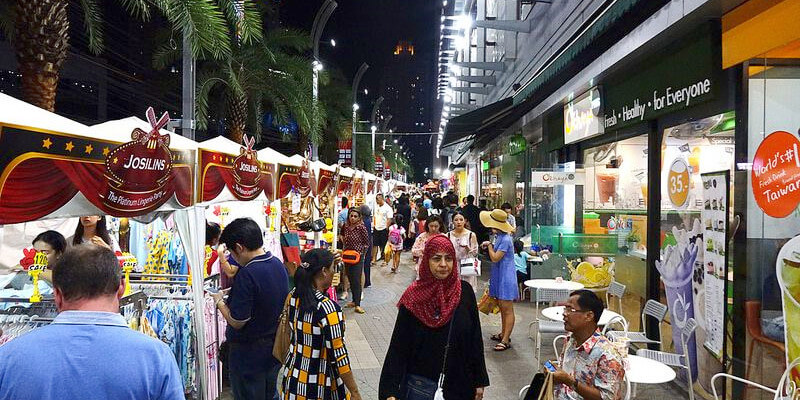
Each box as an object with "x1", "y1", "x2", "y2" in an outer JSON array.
[{"x1": 438, "y1": 313, "x2": 456, "y2": 387}]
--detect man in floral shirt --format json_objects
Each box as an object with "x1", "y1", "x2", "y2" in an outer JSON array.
[{"x1": 553, "y1": 290, "x2": 625, "y2": 400}]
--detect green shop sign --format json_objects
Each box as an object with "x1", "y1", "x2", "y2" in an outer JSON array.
[
  {"x1": 506, "y1": 134, "x2": 527, "y2": 155},
  {"x1": 601, "y1": 25, "x2": 721, "y2": 132},
  {"x1": 553, "y1": 234, "x2": 618, "y2": 256}
]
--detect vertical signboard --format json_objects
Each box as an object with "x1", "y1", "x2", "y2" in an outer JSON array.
[{"x1": 701, "y1": 171, "x2": 729, "y2": 360}]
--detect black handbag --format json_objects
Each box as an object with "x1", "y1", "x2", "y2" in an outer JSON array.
[{"x1": 402, "y1": 318, "x2": 455, "y2": 399}]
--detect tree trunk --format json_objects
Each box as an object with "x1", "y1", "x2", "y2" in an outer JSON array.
[
  {"x1": 14, "y1": 0, "x2": 70, "y2": 112},
  {"x1": 226, "y1": 91, "x2": 248, "y2": 144}
]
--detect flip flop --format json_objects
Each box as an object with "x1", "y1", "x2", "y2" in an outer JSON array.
[{"x1": 494, "y1": 342, "x2": 512, "y2": 351}]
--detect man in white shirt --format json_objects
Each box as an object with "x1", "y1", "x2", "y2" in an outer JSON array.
[{"x1": 372, "y1": 194, "x2": 394, "y2": 266}]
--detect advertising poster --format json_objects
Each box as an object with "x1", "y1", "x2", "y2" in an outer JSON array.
[
  {"x1": 701, "y1": 171, "x2": 729, "y2": 360},
  {"x1": 778, "y1": 236, "x2": 800, "y2": 375}
]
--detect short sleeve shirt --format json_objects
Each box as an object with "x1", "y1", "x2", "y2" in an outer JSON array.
[
  {"x1": 374, "y1": 203, "x2": 394, "y2": 230},
  {"x1": 494, "y1": 233, "x2": 514, "y2": 269},
  {"x1": 554, "y1": 331, "x2": 625, "y2": 400},
  {"x1": 514, "y1": 251, "x2": 529, "y2": 273},
  {"x1": 225, "y1": 252, "x2": 289, "y2": 344}
]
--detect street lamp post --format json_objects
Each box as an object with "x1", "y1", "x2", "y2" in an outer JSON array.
[
  {"x1": 310, "y1": 0, "x2": 337, "y2": 161},
  {"x1": 351, "y1": 63, "x2": 369, "y2": 168}
]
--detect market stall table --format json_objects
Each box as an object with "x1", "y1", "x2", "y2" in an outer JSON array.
[{"x1": 541, "y1": 305, "x2": 622, "y2": 326}]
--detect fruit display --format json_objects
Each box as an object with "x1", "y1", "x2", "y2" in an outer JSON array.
[{"x1": 567, "y1": 259, "x2": 615, "y2": 288}]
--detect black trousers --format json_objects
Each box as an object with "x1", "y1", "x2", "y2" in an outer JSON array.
[{"x1": 347, "y1": 259, "x2": 364, "y2": 306}]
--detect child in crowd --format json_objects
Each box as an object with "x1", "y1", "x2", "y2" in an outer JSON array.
[
  {"x1": 513, "y1": 240, "x2": 530, "y2": 299},
  {"x1": 388, "y1": 215, "x2": 406, "y2": 273}
]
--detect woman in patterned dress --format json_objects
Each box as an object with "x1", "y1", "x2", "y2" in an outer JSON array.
[{"x1": 281, "y1": 249, "x2": 362, "y2": 400}]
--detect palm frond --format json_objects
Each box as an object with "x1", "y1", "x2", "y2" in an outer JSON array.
[
  {"x1": 78, "y1": 0, "x2": 104, "y2": 54},
  {"x1": 217, "y1": 0, "x2": 263, "y2": 44},
  {"x1": 115, "y1": 0, "x2": 151, "y2": 20},
  {"x1": 152, "y1": 41, "x2": 182, "y2": 69},
  {"x1": 261, "y1": 28, "x2": 312, "y2": 53},
  {"x1": 195, "y1": 68, "x2": 229, "y2": 130},
  {"x1": 156, "y1": 0, "x2": 232, "y2": 60},
  {"x1": 0, "y1": 2, "x2": 15, "y2": 43}
]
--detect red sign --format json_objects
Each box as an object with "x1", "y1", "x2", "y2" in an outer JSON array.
[
  {"x1": 338, "y1": 140, "x2": 352, "y2": 167},
  {"x1": 103, "y1": 108, "x2": 173, "y2": 213},
  {"x1": 751, "y1": 130, "x2": 800, "y2": 218},
  {"x1": 230, "y1": 135, "x2": 262, "y2": 200},
  {"x1": 375, "y1": 156, "x2": 384, "y2": 174}
]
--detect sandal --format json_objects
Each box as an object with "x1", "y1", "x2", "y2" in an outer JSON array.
[
  {"x1": 391, "y1": 267, "x2": 398, "y2": 273},
  {"x1": 355, "y1": 306, "x2": 366, "y2": 314},
  {"x1": 493, "y1": 342, "x2": 512, "y2": 351},
  {"x1": 345, "y1": 302, "x2": 356, "y2": 308},
  {"x1": 490, "y1": 333, "x2": 503, "y2": 341}
]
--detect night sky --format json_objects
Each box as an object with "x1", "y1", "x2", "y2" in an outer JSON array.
[{"x1": 280, "y1": 0, "x2": 441, "y2": 180}]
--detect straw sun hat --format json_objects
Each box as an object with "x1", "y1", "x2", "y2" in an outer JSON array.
[{"x1": 479, "y1": 209, "x2": 514, "y2": 233}]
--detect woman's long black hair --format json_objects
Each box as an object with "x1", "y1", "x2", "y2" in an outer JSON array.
[
  {"x1": 293, "y1": 248, "x2": 336, "y2": 312},
  {"x1": 73, "y1": 216, "x2": 112, "y2": 247}
]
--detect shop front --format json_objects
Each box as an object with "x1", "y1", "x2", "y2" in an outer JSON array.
[
  {"x1": 547, "y1": 22, "x2": 740, "y2": 397},
  {"x1": 721, "y1": 0, "x2": 800, "y2": 397}
]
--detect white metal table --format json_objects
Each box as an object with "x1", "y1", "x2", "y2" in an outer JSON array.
[
  {"x1": 625, "y1": 354, "x2": 676, "y2": 384},
  {"x1": 541, "y1": 305, "x2": 622, "y2": 326},
  {"x1": 524, "y1": 279, "x2": 584, "y2": 291}
]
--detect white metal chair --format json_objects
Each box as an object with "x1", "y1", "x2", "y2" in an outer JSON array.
[
  {"x1": 636, "y1": 317, "x2": 698, "y2": 400},
  {"x1": 553, "y1": 334, "x2": 569, "y2": 365},
  {"x1": 608, "y1": 299, "x2": 667, "y2": 350},
  {"x1": 605, "y1": 280, "x2": 626, "y2": 314},
  {"x1": 528, "y1": 288, "x2": 571, "y2": 364},
  {"x1": 710, "y1": 372, "x2": 776, "y2": 400},
  {"x1": 774, "y1": 357, "x2": 800, "y2": 400},
  {"x1": 602, "y1": 315, "x2": 630, "y2": 337}
]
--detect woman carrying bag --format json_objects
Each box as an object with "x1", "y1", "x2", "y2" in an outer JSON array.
[
  {"x1": 341, "y1": 207, "x2": 370, "y2": 314},
  {"x1": 279, "y1": 249, "x2": 362, "y2": 400},
  {"x1": 379, "y1": 235, "x2": 489, "y2": 400}
]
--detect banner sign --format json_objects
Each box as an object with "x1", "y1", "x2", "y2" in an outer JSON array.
[
  {"x1": 751, "y1": 130, "x2": 800, "y2": 218},
  {"x1": 564, "y1": 87, "x2": 603, "y2": 144},
  {"x1": 553, "y1": 234, "x2": 617, "y2": 256},
  {"x1": 103, "y1": 108, "x2": 174, "y2": 213},
  {"x1": 367, "y1": 179, "x2": 376, "y2": 194},
  {"x1": 531, "y1": 171, "x2": 585, "y2": 186},
  {"x1": 337, "y1": 174, "x2": 352, "y2": 195},
  {"x1": 375, "y1": 156, "x2": 384, "y2": 175},
  {"x1": 199, "y1": 135, "x2": 275, "y2": 202},
  {"x1": 338, "y1": 140, "x2": 352, "y2": 167},
  {"x1": 0, "y1": 108, "x2": 194, "y2": 224},
  {"x1": 278, "y1": 159, "x2": 316, "y2": 199},
  {"x1": 701, "y1": 170, "x2": 729, "y2": 360}
]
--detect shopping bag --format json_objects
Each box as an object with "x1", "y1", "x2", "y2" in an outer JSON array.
[
  {"x1": 523, "y1": 372, "x2": 554, "y2": 400},
  {"x1": 477, "y1": 287, "x2": 500, "y2": 315},
  {"x1": 384, "y1": 242, "x2": 393, "y2": 261}
]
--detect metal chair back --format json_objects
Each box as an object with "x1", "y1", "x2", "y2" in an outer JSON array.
[
  {"x1": 773, "y1": 356, "x2": 800, "y2": 400},
  {"x1": 710, "y1": 373, "x2": 776, "y2": 400},
  {"x1": 553, "y1": 334, "x2": 568, "y2": 365},
  {"x1": 641, "y1": 300, "x2": 668, "y2": 339},
  {"x1": 535, "y1": 288, "x2": 571, "y2": 316},
  {"x1": 606, "y1": 281, "x2": 626, "y2": 313},
  {"x1": 602, "y1": 315, "x2": 629, "y2": 337}
]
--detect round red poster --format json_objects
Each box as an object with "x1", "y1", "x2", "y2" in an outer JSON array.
[{"x1": 751, "y1": 130, "x2": 800, "y2": 218}]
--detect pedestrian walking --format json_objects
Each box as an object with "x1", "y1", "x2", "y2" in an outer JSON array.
[
  {"x1": 0, "y1": 244, "x2": 184, "y2": 400},
  {"x1": 341, "y1": 207, "x2": 369, "y2": 314},
  {"x1": 448, "y1": 211, "x2": 480, "y2": 289},
  {"x1": 388, "y1": 215, "x2": 406, "y2": 273},
  {"x1": 372, "y1": 194, "x2": 394, "y2": 267},
  {"x1": 411, "y1": 214, "x2": 443, "y2": 270},
  {"x1": 211, "y1": 218, "x2": 289, "y2": 400},
  {"x1": 480, "y1": 209, "x2": 517, "y2": 352},
  {"x1": 359, "y1": 204, "x2": 373, "y2": 288},
  {"x1": 280, "y1": 249, "x2": 363, "y2": 400},
  {"x1": 461, "y1": 195, "x2": 487, "y2": 243},
  {"x1": 379, "y1": 234, "x2": 489, "y2": 400},
  {"x1": 501, "y1": 202, "x2": 517, "y2": 232}
]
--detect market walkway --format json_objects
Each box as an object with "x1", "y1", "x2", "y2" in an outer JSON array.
[{"x1": 223, "y1": 251, "x2": 688, "y2": 399}]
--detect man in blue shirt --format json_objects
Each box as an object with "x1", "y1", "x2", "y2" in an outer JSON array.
[
  {"x1": 0, "y1": 244, "x2": 184, "y2": 400},
  {"x1": 211, "y1": 218, "x2": 289, "y2": 400}
]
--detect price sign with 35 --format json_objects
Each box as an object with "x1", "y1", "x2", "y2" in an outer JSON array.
[{"x1": 668, "y1": 158, "x2": 690, "y2": 208}]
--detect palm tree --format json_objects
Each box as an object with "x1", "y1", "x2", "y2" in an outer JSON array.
[
  {"x1": 192, "y1": 29, "x2": 323, "y2": 145},
  {"x1": 0, "y1": 0, "x2": 262, "y2": 111}
]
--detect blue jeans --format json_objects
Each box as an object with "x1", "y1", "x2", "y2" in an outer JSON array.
[{"x1": 230, "y1": 362, "x2": 280, "y2": 400}]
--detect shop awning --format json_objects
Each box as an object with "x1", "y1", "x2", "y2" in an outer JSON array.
[{"x1": 441, "y1": 97, "x2": 513, "y2": 150}]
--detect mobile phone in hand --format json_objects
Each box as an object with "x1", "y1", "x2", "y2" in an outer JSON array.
[
  {"x1": 205, "y1": 286, "x2": 220, "y2": 294},
  {"x1": 544, "y1": 360, "x2": 556, "y2": 372}
]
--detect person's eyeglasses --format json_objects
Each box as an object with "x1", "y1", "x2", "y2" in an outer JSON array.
[{"x1": 563, "y1": 306, "x2": 590, "y2": 314}]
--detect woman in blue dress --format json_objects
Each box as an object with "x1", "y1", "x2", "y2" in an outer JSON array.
[{"x1": 480, "y1": 209, "x2": 517, "y2": 351}]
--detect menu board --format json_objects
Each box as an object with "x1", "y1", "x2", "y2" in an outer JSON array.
[{"x1": 701, "y1": 171, "x2": 729, "y2": 360}]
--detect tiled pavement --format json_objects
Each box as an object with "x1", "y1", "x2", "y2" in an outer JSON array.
[{"x1": 223, "y1": 251, "x2": 691, "y2": 399}]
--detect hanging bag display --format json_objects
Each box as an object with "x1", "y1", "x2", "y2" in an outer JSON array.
[
  {"x1": 280, "y1": 221, "x2": 302, "y2": 270},
  {"x1": 402, "y1": 316, "x2": 455, "y2": 400}
]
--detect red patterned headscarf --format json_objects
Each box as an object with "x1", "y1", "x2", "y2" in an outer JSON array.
[{"x1": 398, "y1": 234, "x2": 462, "y2": 328}]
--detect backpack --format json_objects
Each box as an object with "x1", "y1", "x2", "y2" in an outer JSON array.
[{"x1": 389, "y1": 226, "x2": 402, "y2": 245}]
